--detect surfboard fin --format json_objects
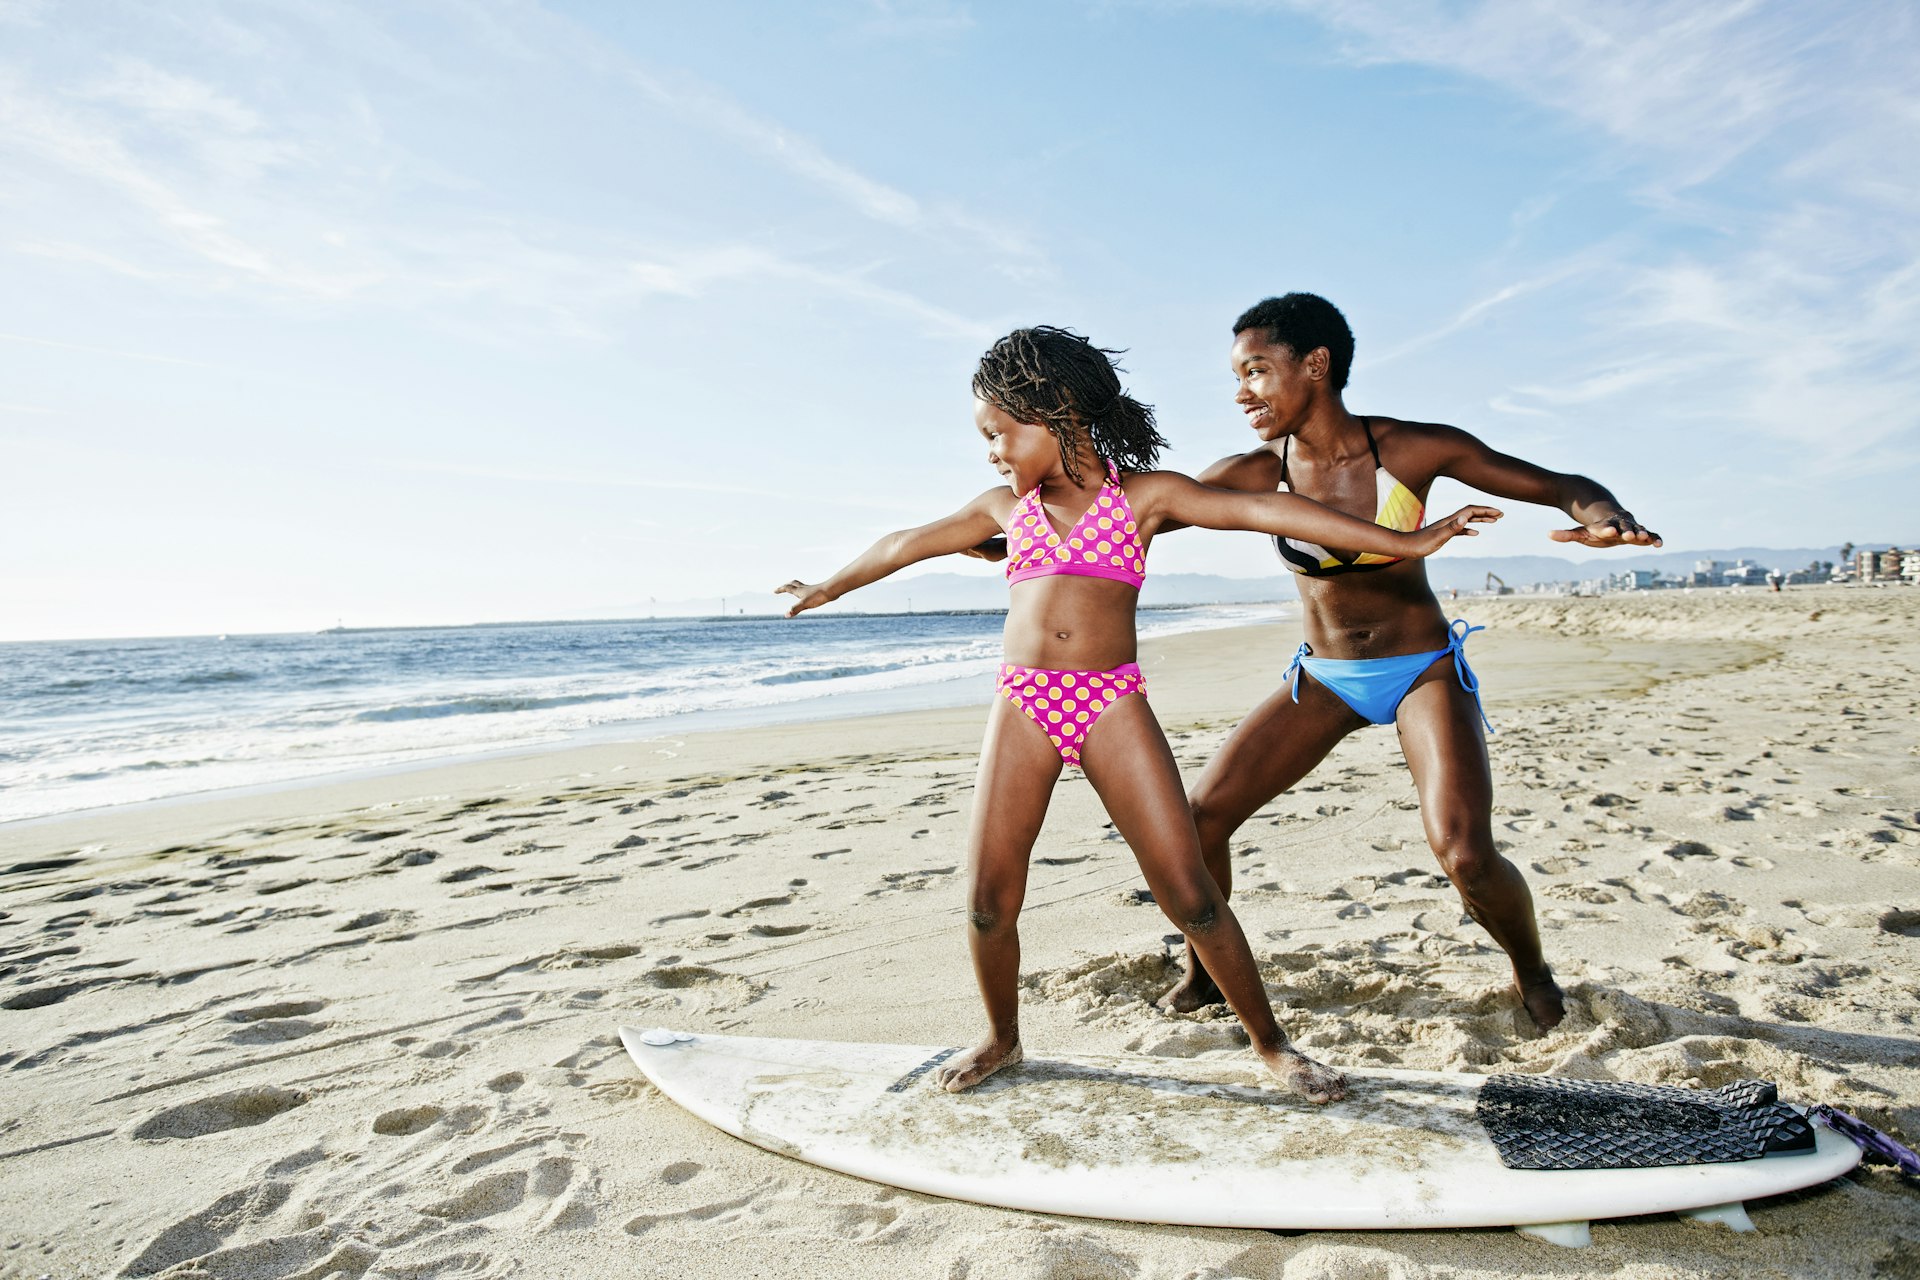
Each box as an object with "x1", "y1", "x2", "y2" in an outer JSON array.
[
  {"x1": 1516, "y1": 1220, "x2": 1590, "y2": 1248},
  {"x1": 1680, "y1": 1201, "x2": 1756, "y2": 1232}
]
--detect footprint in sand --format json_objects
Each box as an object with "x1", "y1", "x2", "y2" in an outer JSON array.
[
  {"x1": 721, "y1": 894, "x2": 794, "y2": 918},
  {"x1": 864, "y1": 867, "x2": 957, "y2": 897},
  {"x1": 1879, "y1": 909, "x2": 1920, "y2": 938},
  {"x1": 1531, "y1": 855, "x2": 1586, "y2": 876},
  {"x1": 374, "y1": 849, "x2": 438, "y2": 870},
  {"x1": 623, "y1": 1191, "x2": 758, "y2": 1236},
  {"x1": 372, "y1": 1104, "x2": 446, "y2": 1136},
  {"x1": 132, "y1": 1086, "x2": 307, "y2": 1140},
  {"x1": 117, "y1": 1181, "x2": 297, "y2": 1277},
  {"x1": 335, "y1": 909, "x2": 406, "y2": 931}
]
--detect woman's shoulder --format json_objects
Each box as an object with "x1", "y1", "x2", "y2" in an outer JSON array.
[
  {"x1": 1370, "y1": 415, "x2": 1476, "y2": 447},
  {"x1": 1369, "y1": 416, "x2": 1483, "y2": 471}
]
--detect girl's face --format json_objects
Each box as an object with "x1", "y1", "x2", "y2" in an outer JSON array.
[
  {"x1": 975, "y1": 397, "x2": 1059, "y2": 496},
  {"x1": 1231, "y1": 330, "x2": 1323, "y2": 441}
]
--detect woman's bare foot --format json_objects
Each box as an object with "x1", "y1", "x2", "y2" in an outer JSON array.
[
  {"x1": 934, "y1": 1035, "x2": 1023, "y2": 1092},
  {"x1": 1518, "y1": 967, "x2": 1565, "y2": 1032},
  {"x1": 1258, "y1": 1044, "x2": 1347, "y2": 1104},
  {"x1": 1156, "y1": 956, "x2": 1225, "y2": 1014}
]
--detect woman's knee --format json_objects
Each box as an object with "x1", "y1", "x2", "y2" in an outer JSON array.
[{"x1": 1187, "y1": 783, "x2": 1242, "y2": 847}]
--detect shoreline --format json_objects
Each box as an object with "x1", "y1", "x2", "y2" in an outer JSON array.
[
  {"x1": 0, "y1": 604, "x2": 1292, "y2": 830},
  {"x1": 5, "y1": 609, "x2": 1764, "y2": 863}
]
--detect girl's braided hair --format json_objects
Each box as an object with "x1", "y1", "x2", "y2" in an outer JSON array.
[{"x1": 972, "y1": 326, "x2": 1167, "y2": 485}]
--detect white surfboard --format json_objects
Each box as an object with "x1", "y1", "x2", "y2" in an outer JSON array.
[{"x1": 621, "y1": 1027, "x2": 1861, "y2": 1244}]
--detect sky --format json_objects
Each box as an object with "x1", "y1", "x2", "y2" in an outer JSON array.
[{"x1": 3, "y1": 0, "x2": 1916, "y2": 640}]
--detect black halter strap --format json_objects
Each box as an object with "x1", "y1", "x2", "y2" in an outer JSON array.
[{"x1": 1280, "y1": 416, "x2": 1375, "y2": 486}]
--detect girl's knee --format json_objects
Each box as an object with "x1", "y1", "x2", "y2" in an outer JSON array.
[
  {"x1": 1157, "y1": 883, "x2": 1222, "y2": 935},
  {"x1": 967, "y1": 890, "x2": 1023, "y2": 934},
  {"x1": 1433, "y1": 840, "x2": 1500, "y2": 887}
]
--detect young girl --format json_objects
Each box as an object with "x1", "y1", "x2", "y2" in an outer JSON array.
[{"x1": 776, "y1": 327, "x2": 1499, "y2": 1101}]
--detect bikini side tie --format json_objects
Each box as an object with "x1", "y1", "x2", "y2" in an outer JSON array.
[
  {"x1": 1284, "y1": 641, "x2": 1312, "y2": 704},
  {"x1": 1447, "y1": 618, "x2": 1492, "y2": 733}
]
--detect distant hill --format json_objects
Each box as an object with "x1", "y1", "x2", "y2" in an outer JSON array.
[{"x1": 655, "y1": 544, "x2": 1894, "y2": 616}]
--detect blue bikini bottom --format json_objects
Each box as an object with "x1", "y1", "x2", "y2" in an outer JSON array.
[{"x1": 1284, "y1": 619, "x2": 1491, "y2": 730}]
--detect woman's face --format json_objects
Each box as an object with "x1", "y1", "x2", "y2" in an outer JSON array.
[
  {"x1": 975, "y1": 397, "x2": 1059, "y2": 496},
  {"x1": 1231, "y1": 329, "x2": 1322, "y2": 441}
]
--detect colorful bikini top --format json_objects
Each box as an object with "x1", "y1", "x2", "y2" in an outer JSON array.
[
  {"x1": 1272, "y1": 417, "x2": 1424, "y2": 577},
  {"x1": 1004, "y1": 463, "x2": 1146, "y2": 590}
]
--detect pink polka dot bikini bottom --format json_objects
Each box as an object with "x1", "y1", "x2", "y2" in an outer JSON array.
[{"x1": 996, "y1": 662, "x2": 1147, "y2": 767}]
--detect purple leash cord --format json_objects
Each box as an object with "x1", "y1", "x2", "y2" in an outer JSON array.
[{"x1": 1809, "y1": 1105, "x2": 1920, "y2": 1176}]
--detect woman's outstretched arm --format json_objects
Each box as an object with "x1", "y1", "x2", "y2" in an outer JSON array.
[
  {"x1": 777, "y1": 489, "x2": 1007, "y2": 617},
  {"x1": 1422, "y1": 424, "x2": 1661, "y2": 548}
]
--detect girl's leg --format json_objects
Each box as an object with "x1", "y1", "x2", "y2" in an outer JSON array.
[
  {"x1": 1394, "y1": 661, "x2": 1565, "y2": 1030},
  {"x1": 1080, "y1": 696, "x2": 1347, "y2": 1103},
  {"x1": 934, "y1": 695, "x2": 1063, "y2": 1091},
  {"x1": 1170, "y1": 676, "x2": 1363, "y2": 1011}
]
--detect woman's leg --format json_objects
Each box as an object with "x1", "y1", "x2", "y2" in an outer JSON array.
[
  {"x1": 1168, "y1": 676, "x2": 1364, "y2": 1010},
  {"x1": 1394, "y1": 661, "x2": 1565, "y2": 1030},
  {"x1": 934, "y1": 695, "x2": 1064, "y2": 1091},
  {"x1": 1081, "y1": 696, "x2": 1347, "y2": 1103}
]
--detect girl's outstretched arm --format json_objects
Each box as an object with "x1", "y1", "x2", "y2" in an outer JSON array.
[
  {"x1": 776, "y1": 489, "x2": 1008, "y2": 617},
  {"x1": 1137, "y1": 472, "x2": 1500, "y2": 559}
]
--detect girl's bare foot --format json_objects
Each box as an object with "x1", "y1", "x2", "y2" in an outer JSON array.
[
  {"x1": 935, "y1": 1035, "x2": 1023, "y2": 1092},
  {"x1": 1156, "y1": 958, "x2": 1225, "y2": 1014},
  {"x1": 1258, "y1": 1044, "x2": 1347, "y2": 1104},
  {"x1": 1518, "y1": 967, "x2": 1565, "y2": 1032}
]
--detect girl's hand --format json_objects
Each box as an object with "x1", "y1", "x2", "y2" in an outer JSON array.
[
  {"x1": 1548, "y1": 511, "x2": 1662, "y2": 548},
  {"x1": 1407, "y1": 505, "x2": 1502, "y2": 556},
  {"x1": 775, "y1": 580, "x2": 835, "y2": 618}
]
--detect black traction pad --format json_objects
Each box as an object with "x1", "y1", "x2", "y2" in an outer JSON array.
[{"x1": 1475, "y1": 1075, "x2": 1816, "y2": 1171}]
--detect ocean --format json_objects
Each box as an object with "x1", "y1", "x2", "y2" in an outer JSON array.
[{"x1": 0, "y1": 606, "x2": 1284, "y2": 824}]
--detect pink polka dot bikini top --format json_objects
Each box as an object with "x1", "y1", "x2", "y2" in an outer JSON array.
[{"x1": 1004, "y1": 463, "x2": 1147, "y2": 590}]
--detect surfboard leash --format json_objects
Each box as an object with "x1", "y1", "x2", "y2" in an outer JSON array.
[{"x1": 1809, "y1": 1105, "x2": 1920, "y2": 1177}]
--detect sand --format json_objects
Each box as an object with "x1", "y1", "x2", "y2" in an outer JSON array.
[{"x1": 1, "y1": 586, "x2": 1915, "y2": 1278}]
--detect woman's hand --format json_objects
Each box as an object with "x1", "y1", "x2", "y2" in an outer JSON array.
[
  {"x1": 1406, "y1": 505, "x2": 1502, "y2": 556},
  {"x1": 1549, "y1": 512, "x2": 1662, "y2": 548},
  {"x1": 775, "y1": 580, "x2": 835, "y2": 618}
]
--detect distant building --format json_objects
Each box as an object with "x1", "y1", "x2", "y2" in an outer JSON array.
[
  {"x1": 1854, "y1": 547, "x2": 1912, "y2": 583},
  {"x1": 1607, "y1": 568, "x2": 1659, "y2": 591}
]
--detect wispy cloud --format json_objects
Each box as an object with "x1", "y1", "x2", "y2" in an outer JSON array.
[
  {"x1": 1247, "y1": 0, "x2": 1920, "y2": 465},
  {"x1": 0, "y1": 329, "x2": 232, "y2": 370},
  {"x1": 0, "y1": 4, "x2": 1023, "y2": 351},
  {"x1": 1367, "y1": 262, "x2": 1595, "y2": 367}
]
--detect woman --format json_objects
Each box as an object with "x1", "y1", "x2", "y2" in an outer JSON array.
[{"x1": 1165, "y1": 293, "x2": 1660, "y2": 1031}]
